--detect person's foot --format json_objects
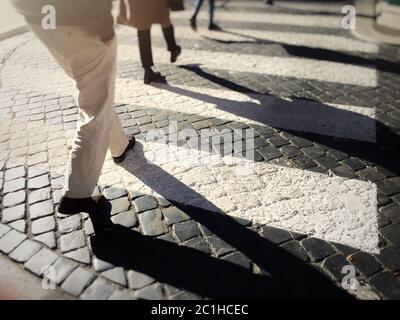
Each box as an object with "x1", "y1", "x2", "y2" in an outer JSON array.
[
  {"x1": 190, "y1": 17, "x2": 197, "y2": 31},
  {"x1": 58, "y1": 195, "x2": 109, "y2": 215},
  {"x1": 59, "y1": 195, "x2": 115, "y2": 235},
  {"x1": 170, "y1": 45, "x2": 181, "y2": 63},
  {"x1": 143, "y1": 67, "x2": 163, "y2": 85},
  {"x1": 112, "y1": 135, "x2": 136, "y2": 164},
  {"x1": 87, "y1": 199, "x2": 114, "y2": 235},
  {"x1": 208, "y1": 22, "x2": 222, "y2": 31},
  {"x1": 265, "y1": 0, "x2": 273, "y2": 5}
]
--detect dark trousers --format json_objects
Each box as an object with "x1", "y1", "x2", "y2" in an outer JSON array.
[
  {"x1": 137, "y1": 26, "x2": 178, "y2": 68},
  {"x1": 192, "y1": 0, "x2": 215, "y2": 23}
]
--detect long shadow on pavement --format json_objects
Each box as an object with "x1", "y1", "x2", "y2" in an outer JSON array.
[
  {"x1": 202, "y1": 30, "x2": 400, "y2": 75},
  {"x1": 156, "y1": 65, "x2": 400, "y2": 175},
  {"x1": 91, "y1": 143, "x2": 354, "y2": 300}
]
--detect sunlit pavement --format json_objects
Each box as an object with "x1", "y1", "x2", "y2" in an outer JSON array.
[{"x1": 0, "y1": 0, "x2": 400, "y2": 300}]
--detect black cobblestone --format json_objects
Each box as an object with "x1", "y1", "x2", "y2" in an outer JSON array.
[
  {"x1": 256, "y1": 146, "x2": 282, "y2": 161},
  {"x1": 370, "y1": 272, "x2": 400, "y2": 300},
  {"x1": 376, "y1": 246, "x2": 400, "y2": 272},
  {"x1": 173, "y1": 220, "x2": 201, "y2": 242},
  {"x1": 261, "y1": 226, "x2": 292, "y2": 245},
  {"x1": 301, "y1": 237, "x2": 336, "y2": 262},
  {"x1": 322, "y1": 254, "x2": 351, "y2": 281},
  {"x1": 133, "y1": 195, "x2": 158, "y2": 213},
  {"x1": 280, "y1": 240, "x2": 310, "y2": 263},
  {"x1": 330, "y1": 165, "x2": 357, "y2": 179},
  {"x1": 221, "y1": 251, "x2": 251, "y2": 269},
  {"x1": 342, "y1": 158, "x2": 366, "y2": 171},
  {"x1": 162, "y1": 206, "x2": 190, "y2": 225},
  {"x1": 380, "y1": 224, "x2": 400, "y2": 247},
  {"x1": 182, "y1": 237, "x2": 210, "y2": 255},
  {"x1": 349, "y1": 252, "x2": 381, "y2": 277},
  {"x1": 380, "y1": 203, "x2": 400, "y2": 224},
  {"x1": 138, "y1": 209, "x2": 166, "y2": 236}
]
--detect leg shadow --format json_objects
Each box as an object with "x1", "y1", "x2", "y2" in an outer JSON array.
[
  {"x1": 202, "y1": 30, "x2": 400, "y2": 75},
  {"x1": 92, "y1": 142, "x2": 354, "y2": 299},
  {"x1": 166, "y1": 65, "x2": 399, "y2": 174}
]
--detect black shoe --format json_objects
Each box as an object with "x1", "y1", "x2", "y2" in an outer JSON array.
[
  {"x1": 162, "y1": 25, "x2": 181, "y2": 63},
  {"x1": 143, "y1": 68, "x2": 163, "y2": 85},
  {"x1": 112, "y1": 135, "x2": 136, "y2": 164},
  {"x1": 88, "y1": 200, "x2": 114, "y2": 235},
  {"x1": 59, "y1": 195, "x2": 115, "y2": 235},
  {"x1": 190, "y1": 18, "x2": 197, "y2": 31},
  {"x1": 58, "y1": 195, "x2": 110, "y2": 215},
  {"x1": 170, "y1": 45, "x2": 181, "y2": 63},
  {"x1": 265, "y1": 0, "x2": 273, "y2": 5},
  {"x1": 208, "y1": 23, "x2": 222, "y2": 31}
]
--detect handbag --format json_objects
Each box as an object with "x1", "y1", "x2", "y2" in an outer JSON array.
[{"x1": 169, "y1": 0, "x2": 185, "y2": 11}]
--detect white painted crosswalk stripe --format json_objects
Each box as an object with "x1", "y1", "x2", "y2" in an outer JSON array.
[{"x1": 117, "y1": 141, "x2": 379, "y2": 254}]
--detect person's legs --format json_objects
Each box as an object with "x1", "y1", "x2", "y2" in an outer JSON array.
[
  {"x1": 190, "y1": 0, "x2": 205, "y2": 30},
  {"x1": 137, "y1": 28, "x2": 162, "y2": 84},
  {"x1": 208, "y1": 0, "x2": 215, "y2": 24},
  {"x1": 193, "y1": 0, "x2": 205, "y2": 19},
  {"x1": 109, "y1": 109, "x2": 131, "y2": 158},
  {"x1": 208, "y1": 0, "x2": 221, "y2": 30},
  {"x1": 28, "y1": 25, "x2": 129, "y2": 201},
  {"x1": 161, "y1": 22, "x2": 181, "y2": 63},
  {"x1": 137, "y1": 29, "x2": 154, "y2": 69}
]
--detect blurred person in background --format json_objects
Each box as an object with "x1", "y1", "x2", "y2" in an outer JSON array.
[
  {"x1": 190, "y1": 0, "x2": 221, "y2": 31},
  {"x1": 118, "y1": 0, "x2": 182, "y2": 84},
  {"x1": 11, "y1": 0, "x2": 135, "y2": 233}
]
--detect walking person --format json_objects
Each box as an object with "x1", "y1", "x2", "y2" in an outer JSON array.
[
  {"x1": 11, "y1": 0, "x2": 135, "y2": 233},
  {"x1": 118, "y1": 0, "x2": 182, "y2": 84},
  {"x1": 190, "y1": 0, "x2": 221, "y2": 31}
]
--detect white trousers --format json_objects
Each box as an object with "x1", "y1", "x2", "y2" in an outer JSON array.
[{"x1": 29, "y1": 24, "x2": 129, "y2": 198}]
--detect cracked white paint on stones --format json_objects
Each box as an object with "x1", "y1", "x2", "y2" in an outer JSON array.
[{"x1": 116, "y1": 141, "x2": 379, "y2": 254}]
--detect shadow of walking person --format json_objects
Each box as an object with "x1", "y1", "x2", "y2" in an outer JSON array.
[
  {"x1": 202, "y1": 30, "x2": 400, "y2": 75},
  {"x1": 91, "y1": 142, "x2": 354, "y2": 300},
  {"x1": 153, "y1": 64, "x2": 399, "y2": 175}
]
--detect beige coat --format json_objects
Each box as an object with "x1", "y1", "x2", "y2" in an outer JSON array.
[{"x1": 118, "y1": 0, "x2": 171, "y2": 30}]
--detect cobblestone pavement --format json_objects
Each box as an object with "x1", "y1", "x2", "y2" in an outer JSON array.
[{"x1": 1, "y1": 0, "x2": 400, "y2": 300}]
